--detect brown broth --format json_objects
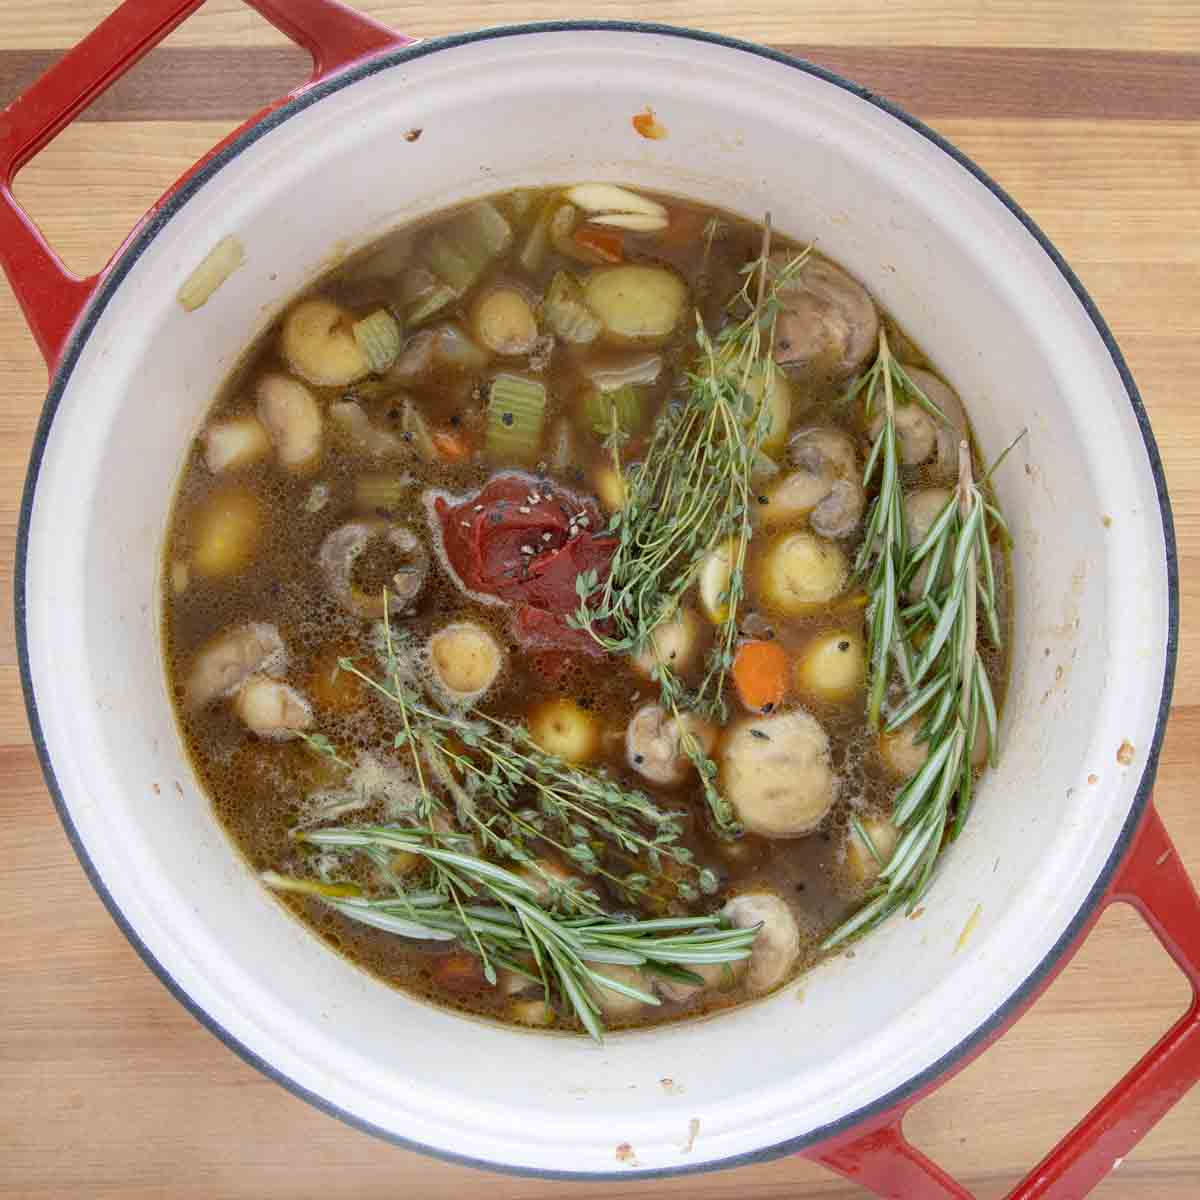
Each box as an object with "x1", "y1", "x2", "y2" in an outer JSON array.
[{"x1": 162, "y1": 188, "x2": 1010, "y2": 1033}]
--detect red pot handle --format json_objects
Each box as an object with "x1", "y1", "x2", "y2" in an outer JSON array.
[
  {"x1": 807, "y1": 802, "x2": 1200, "y2": 1198},
  {"x1": 0, "y1": 0, "x2": 412, "y2": 372}
]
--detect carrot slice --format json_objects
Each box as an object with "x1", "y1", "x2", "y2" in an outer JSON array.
[
  {"x1": 732, "y1": 640, "x2": 790, "y2": 712},
  {"x1": 432, "y1": 427, "x2": 472, "y2": 462},
  {"x1": 573, "y1": 225, "x2": 625, "y2": 263}
]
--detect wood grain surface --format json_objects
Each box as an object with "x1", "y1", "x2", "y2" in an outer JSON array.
[{"x1": 1, "y1": 3, "x2": 1198, "y2": 1197}]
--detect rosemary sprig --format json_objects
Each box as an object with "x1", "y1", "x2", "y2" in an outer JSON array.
[
  {"x1": 824, "y1": 433, "x2": 1017, "y2": 949},
  {"x1": 269, "y1": 826, "x2": 757, "y2": 1041},
  {"x1": 850, "y1": 327, "x2": 945, "y2": 727}
]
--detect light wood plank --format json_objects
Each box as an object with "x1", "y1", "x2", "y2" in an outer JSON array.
[
  {"x1": 2, "y1": 34, "x2": 1200, "y2": 1195},
  {"x1": 0, "y1": 0, "x2": 1196, "y2": 53}
]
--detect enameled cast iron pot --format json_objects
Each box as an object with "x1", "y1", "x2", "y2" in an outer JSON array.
[{"x1": 5, "y1": 2, "x2": 1200, "y2": 1195}]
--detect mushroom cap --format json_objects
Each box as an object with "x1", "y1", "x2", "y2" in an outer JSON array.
[
  {"x1": 786, "y1": 427, "x2": 865, "y2": 538},
  {"x1": 185, "y1": 622, "x2": 285, "y2": 710},
  {"x1": 772, "y1": 253, "x2": 879, "y2": 381},
  {"x1": 319, "y1": 520, "x2": 429, "y2": 618},
  {"x1": 722, "y1": 891, "x2": 802, "y2": 994},
  {"x1": 719, "y1": 709, "x2": 837, "y2": 837},
  {"x1": 625, "y1": 703, "x2": 716, "y2": 786},
  {"x1": 233, "y1": 674, "x2": 313, "y2": 739}
]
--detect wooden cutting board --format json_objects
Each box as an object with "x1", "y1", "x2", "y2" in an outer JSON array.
[{"x1": 1, "y1": 3, "x2": 1197, "y2": 1196}]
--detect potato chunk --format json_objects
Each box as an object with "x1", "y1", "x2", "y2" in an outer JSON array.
[
  {"x1": 720, "y1": 710, "x2": 836, "y2": 837},
  {"x1": 583, "y1": 265, "x2": 687, "y2": 344},
  {"x1": 201, "y1": 413, "x2": 271, "y2": 474},
  {"x1": 528, "y1": 698, "x2": 600, "y2": 764},
  {"x1": 191, "y1": 486, "x2": 262, "y2": 579}
]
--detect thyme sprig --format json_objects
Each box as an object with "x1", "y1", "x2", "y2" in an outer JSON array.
[
  {"x1": 571, "y1": 222, "x2": 810, "y2": 835},
  {"x1": 268, "y1": 826, "x2": 756, "y2": 1041},
  {"x1": 329, "y1": 623, "x2": 720, "y2": 905}
]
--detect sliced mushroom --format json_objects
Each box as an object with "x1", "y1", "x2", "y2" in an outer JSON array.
[
  {"x1": 772, "y1": 253, "x2": 879, "y2": 382},
  {"x1": 760, "y1": 428, "x2": 864, "y2": 536},
  {"x1": 720, "y1": 710, "x2": 837, "y2": 837},
  {"x1": 845, "y1": 816, "x2": 900, "y2": 886},
  {"x1": 867, "y1": 367, "x2": 969, "y2": 479},
  {"x1": 879, "y1": 714, "x2": 987, "y2": 778},
  {"x1": 654, "y1": 959, "x2": 744, "y2": 1004},
  {"x1": 587, "y1": 963, "x2": 652, "y2": 1020},
  {"x1": 722, "y1": 892, "x2": 801, "y2": 994},
  {"x1": 329, "y1": 400, "x2": 404, "y2": 456},
  {"x1": 318, "y1": 520, "x2": 429, "y2": 619},
  {"x1": 233, "y1": 675, "x2": 313, "y2": 739},
  {"x1": 625, "y1": 704, "x2": 716, "y2": 787},
  {"x1": 257, "y1": 373, "x2": 322, "y2": 473},
  {"x1": 185, "y1": 622, "x2": 285, "y2": 710},
  {"x1": 913, "y1": 367, "x2": 970, "y2": 480},
  {"x1": 904, "y1": 487, "x2": 955, "y2": 600}
]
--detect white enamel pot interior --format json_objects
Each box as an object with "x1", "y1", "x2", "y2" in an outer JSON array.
[{"x1": 18, "y1": 24, "x2": 1176, "y2": 1178}]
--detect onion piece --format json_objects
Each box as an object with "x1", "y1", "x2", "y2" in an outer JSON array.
[
  {"x1": 587, "y1": 212, "x2": 669, "y2": 232},
  {"x1": 564, "y1": 184, "x2": 667, "y2": 219}
]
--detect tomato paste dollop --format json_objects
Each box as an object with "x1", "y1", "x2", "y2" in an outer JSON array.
[{"x1": 432, "y1": 474, "x2": 615, "y2": 657}]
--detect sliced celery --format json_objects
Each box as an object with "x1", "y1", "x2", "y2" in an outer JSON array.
[
  {"x1": 425, "y1": 232, "x2": 479, "y2": 295},
  {"x1": 486, "y1": 374, "x2": 547, "y2": 464},
  {"x1": 401, "y1": 396, "x2": 438, "y2": 463},
  {"x1": 544, "y1": 270, "x2": 602, "y2": 344},
  {"x1": 518, "y1": 194, "x2": 562, "y2": 274},
  {"x1": 581, "y1": 384, "x2": 642, "y2": 438},
  {"x1": 400, "y1": 266, "x2": 457, "y2": 325},
  {"x1": 352, "y1": 309, "x2": 403, "y2": 372}
]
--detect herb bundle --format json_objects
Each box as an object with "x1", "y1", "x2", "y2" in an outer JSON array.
[
  {"x1": 266, "y1": 826, "x2": 757, "y2": 1042},
  {"x1": 824, "y1": 340, "x2": 1021, "y2": 949},
  {"x1": 572, "y1": 223, "x2": 812, "y2": 834}
]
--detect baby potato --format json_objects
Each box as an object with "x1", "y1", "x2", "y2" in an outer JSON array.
[
  {"x1": 744, "y1": 363, "x2": 794, "y2": 456},
  {"x1": 472, "y1": 285, "x2": 538, "y2": 355},
  {"x1": 583, "y1": 264, "x2": 687, "y2": 344},
  {"x1": 528, "y1": 698, "x2": 600, "y2": 763},
  {"x1": 632, "y1": 608, "x2": 701, "y2": 678},
  {"x1": 280, "y1": 297, "x2": 370, "y2": 386},
  {"x1": 759, "y1": 530, "x2": 848, "y2": 615},
  {"x1": 201, "y1": 413, "x2": 271, "y2": 474},
  {"x1": 794, "y1": 630, "x2": 866, "y2": 703},
  {"x1": 845, "y1": 816, "x2": 899, "y2": 886},
  {"x1": 428, "y1": 622, "x2": 504, "y2": 702},
  {"x1": 591, "y1": 463, "x2": 628, "y2": 512},
  {"x1": 257, "y1": 373, "x2": 322, "y2": 474},
  {"x1": 699, "y1": 536, "x2": 739, "y2": 623},
  {"x1": 191, "y1": 486, "x2": 263, "y2": 579},
  {"x1": 509, "y1": 997, "x2": 556, "y2": 1027}
]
